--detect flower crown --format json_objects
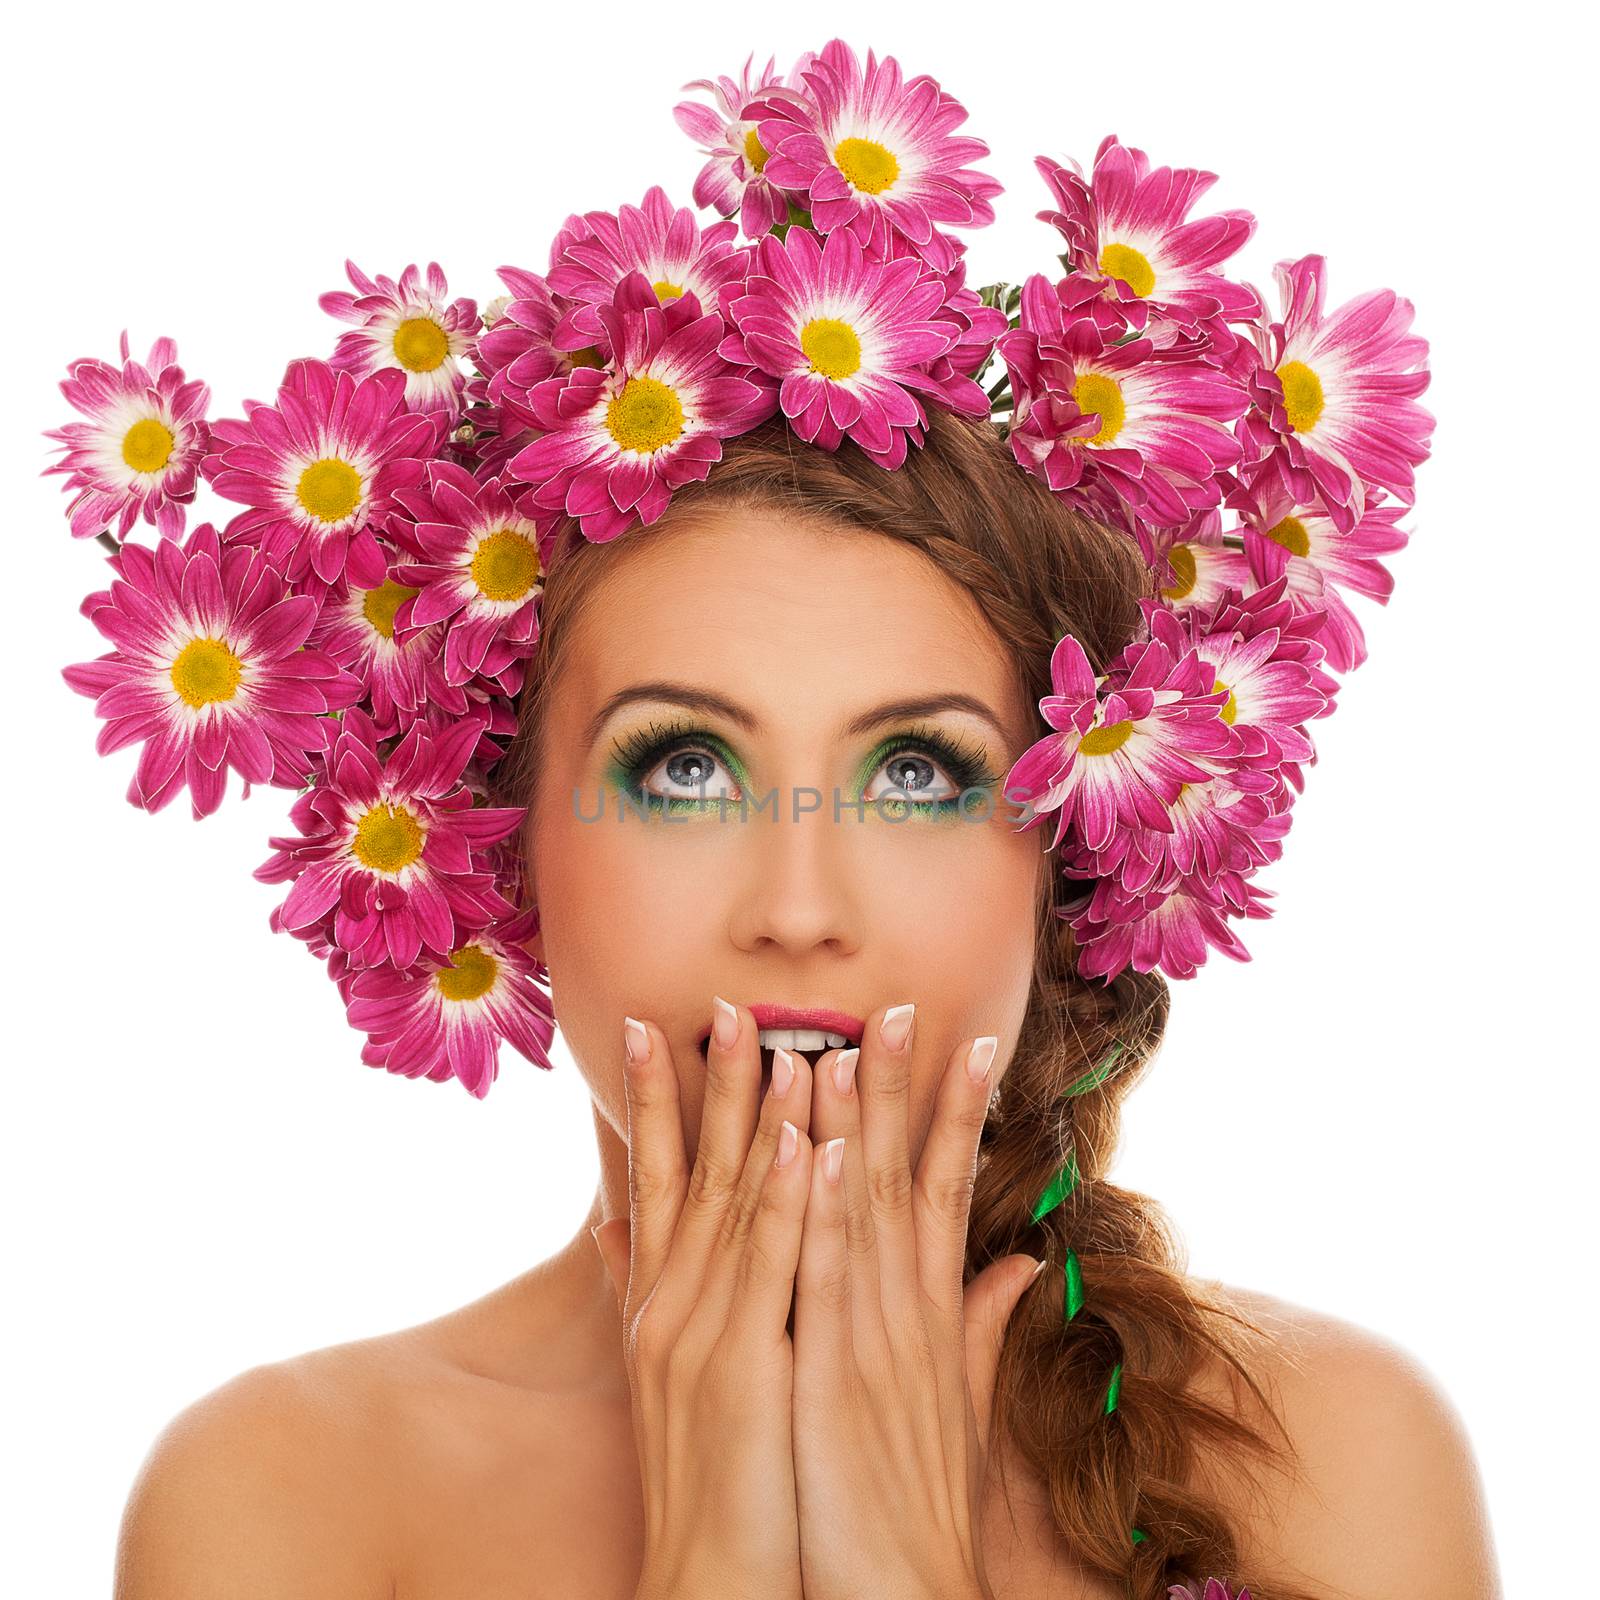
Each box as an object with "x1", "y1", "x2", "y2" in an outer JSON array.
[{"x1": 49, "y1": 39, "x2": 1432, "y2": 1101}]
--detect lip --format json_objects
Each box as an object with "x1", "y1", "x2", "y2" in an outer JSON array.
[{"x1": 696, "y1": 1004, "x2": 867, "y2": 1051}]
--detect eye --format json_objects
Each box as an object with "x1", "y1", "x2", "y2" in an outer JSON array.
[
  {"x1": 860, "y1": 724, "x2": 998, "y2": 812},
  {"x1": 638, "y1": 742, "x2": 741, "y2": 806},
  {"x1": 862, "y1": 748, "x2": 963, "y2": 807}
]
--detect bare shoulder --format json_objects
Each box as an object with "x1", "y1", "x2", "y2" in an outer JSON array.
[
  {"x1": 114, "y1": 1266, "x2": 637, "y2": 1599},
  {"x1": 1200, "y1": 1282, "x2": 1502, "y2": 1600},
  {"x1": 113, "y1": 1336, "x2": 415, "y2": 1599}
]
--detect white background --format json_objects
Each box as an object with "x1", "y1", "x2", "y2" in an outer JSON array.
[{"x1": 4, "y1": 2, "x2": 1591, "y2": 1594}]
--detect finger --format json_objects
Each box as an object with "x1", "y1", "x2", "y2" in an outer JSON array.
[
  {"x1": 619, "y1": 1014, "x2": 688, "y2": 1309},
  {"x1": 965, "y1": 1255, "x2": 1047, "y2": 1452},
  {"x1": 659, "y1": 995, "x2": 763, "y2": 1293},
  {"x1": 856, "y1": 1001, "x2": 920, "y2": 1312},
  {"x1": 912, "y1": 1034, "x2": 999, "y2": 1323},
  {"x1": 807, "y1": 1042, "x2": 884, "y2": 1352},
  {"x1": 699, "y1": 1045, "x2": 815, "y2": 1329},
  {"x1": 794, "y1": 1130, "x2": 851, "y2": 1372},
  {"x1": 724, "y1": 1110, "x2": 816, "y2": 1355}
]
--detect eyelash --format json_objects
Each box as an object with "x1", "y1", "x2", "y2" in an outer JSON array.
[{"x1": 607, "y1": 717, "x2": 999, "y2": 815}]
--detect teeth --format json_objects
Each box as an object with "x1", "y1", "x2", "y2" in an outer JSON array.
[{"x1": 757, "y1": 1027, "x2": 849, "y2": 1052}]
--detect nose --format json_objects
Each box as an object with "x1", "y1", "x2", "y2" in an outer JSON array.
[{"x1": 723, "y1": 779, "x2": 864, "y2": 957}]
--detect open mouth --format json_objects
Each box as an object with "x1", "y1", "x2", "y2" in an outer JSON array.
[{"x1": 698, "y1": 1026, "x2": 855, "y2": 1085}]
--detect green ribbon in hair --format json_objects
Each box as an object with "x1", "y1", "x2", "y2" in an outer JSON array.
[
  {"x1": 1059, "y1": 1040, "x2": 1126, "y2": 1099},
  {"x1": 1030, "y1": 1149, "x2": 1079, "y2": 1223},
  {"x1": 1104, "y1": 1361, "x2": 1123, "y2": 1415}
]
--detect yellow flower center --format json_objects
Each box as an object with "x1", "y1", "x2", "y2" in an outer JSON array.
[
  {"x1": 122, "y1": 416, "x2": 175, "y2": 473},
  {"x1": 472, "y1": 528, "x2": 543, "y2": 602},
  {"x1": 1079, "y1": 718, "x2": 1134, "y2": 756},
  {"x1": 800, "y1": 317, "x2": 862, "y2": 380},
  {"x1": 361, "y1": 580, "x2": 420, "y2": 640},
  {"x1": 1276, "y1": 359, "x2": 1325, "y2": 432},
  {"x1": 351, "y1": 802, "x2": 425, "y2": 873},
  {"x1": 1098, "y1": 242, "x2": 1156, "y2": 298},
  {"x1": 1071, "y1": 372, "x2": 1127, "y2": 444},
  {"x1": 1214, "y1": 678, "x2": 1238, "y2": 724},
  {"x1": 392, "y1": 316, "x2": 450, "y2": 373},
  {"x1": 1161, "y1": 543, "x2": 1197, "y2": 600},
  {"x1": 605, "y1": 375, "x2": 685, "y2": 454},
  {"x1": 296, "y1": 457, "x2": 363, "y2": 523},
  {"x1": 169, "y1": 637, "x2": 244, "y2": 707},
  {"x1": 652, "y1": 280, "x2": 685, "y2": 302},
  {"x1": 833, "y1": 135, "x2": 899, "y2": 194},
  {"x1": 567, "y1": 346, "x2": 605, "y2": 369},
  {"x1": 435, "y1": 944, "x2": 499, "y2": 1002},
  {"x1": 743, "y1": 127, "x2": 769, "y2": 173},
  {"x1": 1263, "y1": 515, "x2": 1311, "y2": 558}
]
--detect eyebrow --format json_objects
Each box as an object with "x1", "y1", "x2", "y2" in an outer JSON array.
[{"x1": 583, "y1": 680, "x2": 1012, "y2": 751}]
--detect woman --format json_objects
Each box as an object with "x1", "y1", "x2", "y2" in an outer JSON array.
[
  {"x1": 51, "y1": 42, "x2": 1496, "y2": 1597},
  {"x1": 108, "y1": 410, "x2": 1498, "y2": 1599}
]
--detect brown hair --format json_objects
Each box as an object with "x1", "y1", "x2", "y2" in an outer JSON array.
[{"x1": 488, "y1": 407, "x2": 1320, "y2": 1599}]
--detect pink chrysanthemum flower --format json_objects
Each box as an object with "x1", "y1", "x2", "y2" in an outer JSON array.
[
  {"x1": 1066, "y1": 865, "x2": 1272, "y2": 982},
  {"x1": 999, "y1": 274, "x2": 1249, "y2": 532},
  {"x1": 346, "y1": 906, "x2": 556, "y2": 1099},
  {"x1": 1239, "y1": 254, "x2": 1433, "y2": 534},
  {"x1": 255, "y1": 706, "x2": 524, "y2": 971},
  {"x1": 674, "y1": 51, "x2": 811, "y2": 239},
  {"x1": 1148, "y1": 512, "x2": 1254, "y2": 615},
  {"x1": 44, "y1": 332, "x2": 210, "y2": 541},
  {"x1": 873, "y1": 228, "x2": 1008, "y2": 411},
  {"x1": 389, "y1": 463, "x2": 553, "y2": 690},
  {"x1": 1229, "y1": 475, "x2": 1411, "y2": 673},
  {"x1": 510, "y1": 273, "x2": 776, "y2": 543},
  {"x1": 1063, "y1": 775, "x2": 1290, "y2": 902},
  {"x1": 305, "y1": 557, "x2": 458, "y2": 738},
  {"x1": 546, "y1": 186, "x2": 750, "y2": 349},
  {"x1": 719, "y1": 223, "x2": 969, "y2": 468},
  {"x1": 203, "y1": 359, "x2": 440, "y2": 590},
  {"x1": 1034, "y1": 140, "x2": 1264, "y2": 327},
  {"x1": 61, "y1": 522, "x2": 360, "y2": 818},
  {"x1": 1169, "y1": 1579, "x2": 1255, "y2": 1600},
  {"x1": 477, "y1": 264, "x2": 608, "y2": 440},
  {"x1": 1148, "y1": 579, "x2": 1335, "y2": 778},
  {"x1": 1005, "y1": 630, "x2": 1239, "y2": 857},
  {"x1": 319, "y1": 260, "x2": 479, "y2": 418},
  {"x1": 752, "y1": 38, "x2": 1002, "y2": 274}
]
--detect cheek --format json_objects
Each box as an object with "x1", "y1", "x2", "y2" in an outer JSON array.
[{"x1": 531, "y1": 806, "x2": 727, "y2": 1083}]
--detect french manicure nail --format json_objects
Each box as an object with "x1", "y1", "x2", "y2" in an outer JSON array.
[
  {"x1": 712, "y1": 995, "x2": 740, "y2": 1050},
  {"x1": 823, "y1": 1137, "x2": 845, "y2": 1184},
  {"x1": 880, "y1": 1003, "x2": 915, "y2": 1052},
  {"x1": 776, "y1": 1119, "x2": 799, "y2": 1168},
  {"x1": 832, "y1": 1048, "x2": 859, "y2": 1095},
  {"x1": 966, "y1": 1035, "x2": 998, "y2": 1084},
  {"x1": 770, "y1": 1046, "x2": 795, "y2": 1099},
  {"x1": 623, "y1": 1016, "x2": 650, "y2": 1065}
]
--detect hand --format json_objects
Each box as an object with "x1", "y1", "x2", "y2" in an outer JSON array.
[
  {"x1": 791, "y1": 1002, "x2": 1043, "y2": 1600},
  {"x1": 592, "y1": 999, "x2": 818, "y2": 1600}
]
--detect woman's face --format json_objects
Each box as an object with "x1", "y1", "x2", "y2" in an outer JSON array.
[{"x1": 521, "y1": 503, "x2": 1046, "y2": 1164}]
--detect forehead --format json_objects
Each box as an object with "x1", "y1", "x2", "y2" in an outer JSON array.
[{"x1": 558, "y1": 504, "x2": 1025, "y2": 741}]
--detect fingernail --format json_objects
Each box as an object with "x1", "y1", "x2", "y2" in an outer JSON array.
[
  {"x1": 823, "y1": 1137, "x2": 845, "y2": 1184},
  {"x1": 1030, "y1": 1256, "x2": 1049, "y2": 1281},
  {"x1": 832, "y1": 1047, "x2": 859, "y2": 1096},
  {"x1": 623, "y1": 1016, "x2": 650, "y2": 1065},
  {"x1": 966, "y1": 1035, "x2": 998, "y2": 1085},
  {"x1": 880, "y1": 1003, "x2": 915, "y2": 1052},
  {"x1": 770, "y1": 1046, "x2": 795, "y2": 1099},
  {"x1": 776, "y1": 1119, "x2": 799, "y2": 1168},
  {"x1": 712, "y1": 994, "x2": 740, "y2": 1050}
]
